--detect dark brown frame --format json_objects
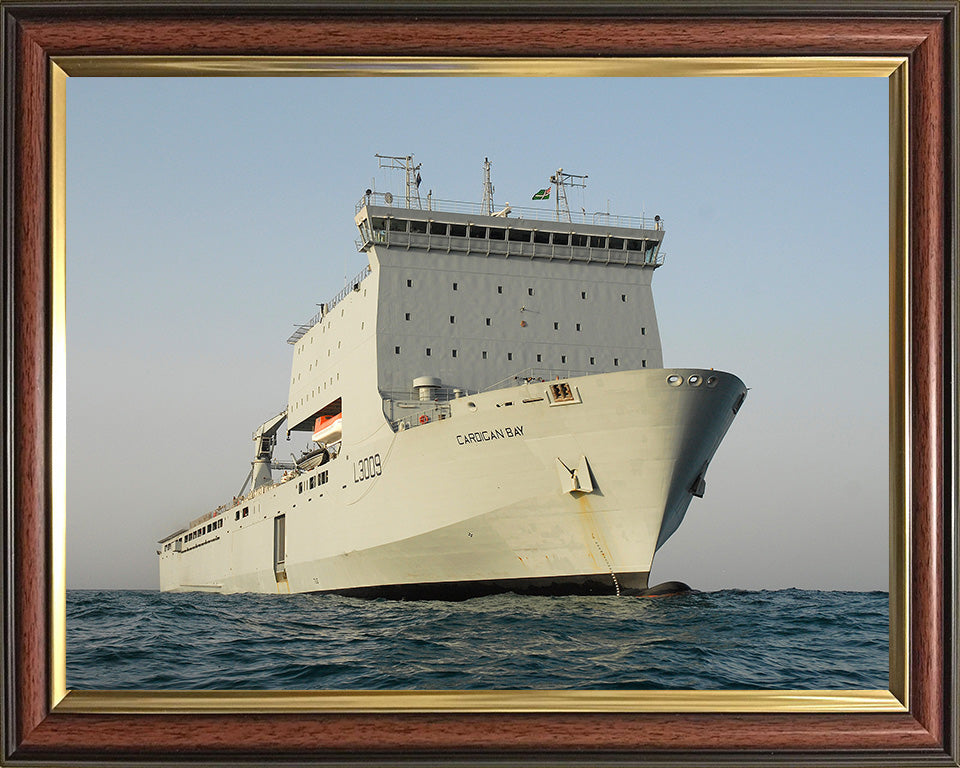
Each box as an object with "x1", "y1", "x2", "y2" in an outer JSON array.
[{"x1": 2, "y1": 2, "x2": 957, "y2": 765}]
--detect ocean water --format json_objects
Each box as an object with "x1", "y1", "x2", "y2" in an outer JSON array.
[{"x1": 66, "y1": 589, "x2": 888, "y2": 690}]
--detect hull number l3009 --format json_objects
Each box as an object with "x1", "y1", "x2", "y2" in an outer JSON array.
[{"x1": 354, "y1": 453, "x2": 382, "y2": 483}]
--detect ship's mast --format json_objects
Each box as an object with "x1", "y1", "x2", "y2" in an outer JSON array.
[
  {"x1": 549, "y1": 168, "x2": 588, "y2": 222},
  {"x1": 375, "y1": 153, "x2": 422, "y2": 209},
  {"x1": 481, "y1": 157, "x2": 495, "y2": 216}
]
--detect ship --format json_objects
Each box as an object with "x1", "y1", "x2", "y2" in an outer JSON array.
[{"x1": 157, "y1": 155, "x2": 747, "y2": 598}]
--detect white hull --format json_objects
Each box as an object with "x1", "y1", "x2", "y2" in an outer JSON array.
[{"x1": 159, "y1": 368, "x2": 745, "y2": 596}]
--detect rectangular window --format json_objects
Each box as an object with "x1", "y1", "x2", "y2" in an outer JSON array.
[
  {"x1": 553, "y1": 322, "x2": 559, "y2": 330},
  {"x1": 561, "y1": 355, "x2": 566, "y2": 364},
  {"x1": 309, "y1": 476, "x2": 316, "y2": 489},
  {"x1": 450, "y1": 315, "x2": 455, "y2": 323},
  {"x1": 406, "y1": 279, "x2": 413, "y2": 287},
  {"x1": 536, "y1": 354, "x2": 542, "y2": 362},
  {"x1": 409, "y1": 220, "x2": 427, "y2": 234},
  {"x1": 405, "y1": 312, "x2": 410, "y2": 320},
  {"x1": 552, "y1": 232, "x2": 568, "y2": 245},
  {"x1": 430, "y1": 222, "x2": 447, "y2": 235},
  {"x1": 528, "y1": 288, "x2": 534, "y2": 296},
  {"x1": 488, "y1": 227, "x2": 505, "y2": 240},
  {"x1": 571, "y1": 234, "x2": 588, "y2": 247},
  {"x1": 641, "y1": 327, "x2": 646, "y2": 335},
  {"x1": 533, "y1": 230, "x2": 550, "y2": 244},
  {"x1": 497, "y1": 286, "x2": 503, "y2": 294},
  {"x1": 449, "y1": 224, "x2": 467, "y2": 237},
  {"x1": 590, "y1": 357, "x2": 595, "y2": 365},
  {"x1": 609, "y1": 236, "x2": 624, "y2": 250},
  {"x1": 614, "y1": 358, "x2": 620, "y2": 366},
  {"x1": 507, "y1": 352, "x2": 513, "y2": 361},
  {"x1": 452, "y1": 283, "x2": 458, "y2": 291},
  {"x1": 576, "y1": 323, "x2": 581, "y2": 332},
  {"x1": 426, "y1": 348, "x2": 431, "y2": 356},
  {"x1": 508, "y1": 229, "x2": 531, "y2": 242},
  {"x1": 482, "y1": 351, "x2": 487, "y2": 360},
  {"x1": 621, "y1": 294, "x2": 627, "y2": 302},
  {"x1": 486, "y1": 317, "x2": 491, "y2": 326},
  {"x1": 469, "y1": 225, "x2": 487, "y2": 238},
  {"x1": 395, "y1": 346, "x2": 401, "y2": 354},
  {"x1": 642, "y1": 360, "x2": 647, "y2": 368},
  {"x1": 242, "y1": 507, "x2": 249, "y2": 518},
  {"x1": 590, "y1": 235, "x2": 606, "y2": 248},
  {"x1": 452, "y1": 349, "x2": 457, "y2": 358},
  {"x1": 626, "y1": 239, "x2": 644, "y2": 251},
  {"x1": 388, "y1": 218, "x2": 407, "y2": 232},
  {"x1": 581, "y1": 291, "x2": 587, "y2": 299}
]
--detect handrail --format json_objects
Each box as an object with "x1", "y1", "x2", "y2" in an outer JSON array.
[
  {"x1": 357, "y1": 191, "x2": 663, "y2": 231},
  {"x1": 287, "y1": 264, "x2": 372, "y2": 344},
  {"x1": 482, "y1": 367, "x2": 592, "y2": 392}
]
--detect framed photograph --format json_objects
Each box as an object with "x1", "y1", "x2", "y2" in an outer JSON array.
[{"x1": 2, "y1": 3, "x2": 956, "y2": 766}]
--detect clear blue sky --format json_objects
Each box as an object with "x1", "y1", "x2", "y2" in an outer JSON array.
[{"x1": 66, "y1": 76, "x2": 888, "y2": 591}]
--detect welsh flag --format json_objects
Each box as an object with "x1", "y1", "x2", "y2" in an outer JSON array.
[{"x1": 532, "y1": 187, "x2": 551, "y2": 200}]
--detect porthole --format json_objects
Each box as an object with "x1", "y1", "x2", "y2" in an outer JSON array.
[
  {"x1": 467, "y1": 402, "x2": 477, "y2": 412},
  {"x1": 706, "y1": 376, "x2": 719, "y2": 388},
  {"x1": 667, "y1": 374, "x2": 683, "y2": 387},
  {"x1": 688, "y1": 375, "x2": 702, "y2": 387}
]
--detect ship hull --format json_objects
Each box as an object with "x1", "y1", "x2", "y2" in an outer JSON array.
[{"x1": 159, "y1": 368, "x2": 745, "y2": 597}]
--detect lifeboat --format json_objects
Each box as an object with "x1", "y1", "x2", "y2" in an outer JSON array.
[{"x1": 312, "y1": 413, "x2": 342, "y2": 444}]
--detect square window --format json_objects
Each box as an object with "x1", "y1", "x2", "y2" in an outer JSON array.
[
  {"x1": 426, "y1": 348, "x2": 431, "y2": 356},
  {"x1": 507, "y1": 352, "x2": 513, "y2": 361}
]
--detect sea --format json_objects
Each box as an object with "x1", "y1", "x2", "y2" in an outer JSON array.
[{"x1": 66, "y1": 589, "x2": 888, "y2": 690}]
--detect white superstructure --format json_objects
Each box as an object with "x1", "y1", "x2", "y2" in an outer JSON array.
[{"x1": 158, "y1": 157, "x2": 746, "y2": 598}]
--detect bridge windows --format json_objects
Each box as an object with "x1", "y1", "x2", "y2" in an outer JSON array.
[{"x1": 553, "y1": 233, "x2": 568, "y2": 245}]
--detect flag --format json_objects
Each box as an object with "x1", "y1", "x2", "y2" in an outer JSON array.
[{"x1": 532, "y1": 187, "x2": 551, "y2": 200}]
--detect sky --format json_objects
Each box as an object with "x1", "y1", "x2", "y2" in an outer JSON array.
[{"x1": 65, "y1": 76, "x2": 888, "y2": 591}]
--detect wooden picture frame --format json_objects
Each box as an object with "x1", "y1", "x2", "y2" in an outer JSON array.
[{"x1": 2, "y1": 2, "x2": 957, "y2": 765}]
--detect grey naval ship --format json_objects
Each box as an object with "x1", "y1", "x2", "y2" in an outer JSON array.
[{"x1": 158, "y1": 155, "x2": 746, "y2": 598}]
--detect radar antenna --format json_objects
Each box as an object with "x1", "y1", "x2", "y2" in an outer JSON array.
[
  {"x1": 549, "y1": 168, "x2": 588, "y2": 222},
  {"x1": 375, "y1": 153, "x2": 422, "y2": 209},
  {"x1": 481, "y1": 157, "x2": 495, "y2": 216}
]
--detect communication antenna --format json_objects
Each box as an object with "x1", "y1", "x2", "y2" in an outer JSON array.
[
  {"x1": 549, "y1": 168, "x2": 588, "y2": 222},
  {"x1": 375, "y1": 153, "x2": 423, "y2": 209},
  {"x1": 481, "y1": 157, "x2": 495, "y2": 216}
]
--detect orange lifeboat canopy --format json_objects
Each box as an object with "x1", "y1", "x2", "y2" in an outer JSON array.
[{"x1": 312, "y1": 413, "x2": 342, "y2": 444}]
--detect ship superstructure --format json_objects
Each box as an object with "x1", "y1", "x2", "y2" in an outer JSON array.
[{"x1": 158, "y1": 156, "x2": 746, "y2": 598}]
